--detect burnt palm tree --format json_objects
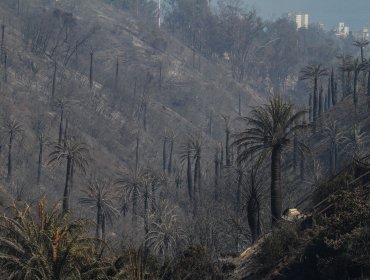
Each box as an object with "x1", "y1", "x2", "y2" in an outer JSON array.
[
  {"x1": 300, "y1": 64, "x2": 329, "y2": 121},
  {"x1": 79, "y1": 178, "x2": 119, "y2": 240},
  {"x1": 322, "y1": 121, "x2": 346, "y2": 176},
  {"x1": 116, "y1": 166, "x2": 148, "y2": 225},
  {"x1": 360, "y1": 57, "x2": 370, "y2": 108},
  {"x1": 53, "y1": 98, "x2": 70, "y2": 145},
  {"x1": 353, "y1": 38, "x2": 369, "y2": 62},
  {"x1": 33, "y1": 117, "x2": 49, "y2": 186},
  {"x1": 233, "y1": 96, "x2": 308, "y2": 226},
  {"x1": 48, "y1": 139, "x2": 90, "y2": 214},
  {"x1": 243, "y1": 165, "x2": 264, "y2": 243},
  {"x1": 4, "y1": 118, "x2": 23, "y2": 182},
  {"x1": 350, "y1": 57, "x2": 362, "y2": 109},
  {"x1": 338, "y1": 55, "x2": 354, "y2": 97}
]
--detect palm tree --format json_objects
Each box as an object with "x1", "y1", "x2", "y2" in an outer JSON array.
[
  {"x1": 243, "y1": 165, "x2": 264, "y2": 243},
  {"x1": 53, "y1": 98, "x2": 70, "y2": 145},
  {"x1": 48, "y1": 139, "x2": 90, "y2": 214},
  {"x1": 322, "y1": 121, "x2": 346, "y2": 175},
  {"x1": 145, "y1": 200, "x2": 186, "y2": 258},
  {"x1": 233, "y1": 96, "x2": 308, "y2": 226},
  {"x1": 360, "y1": 57, "x2": 370, "y2": 108},
  {"x1": 350, "y1": 57, "x2": 362, "y2": 109},
  {"x1": 338, "y1": 55, "x2": 354, "y2": 97},
  {"x1": 33, "y1": 117, "x2": 49, "y2": 186},
  {"x1": 0, "y1": 199, "x2": 109, "y2": 279},
  {"x1": 300, "y1": 64, "x2": 329, "y2": 121},
  {"x1": 190, "y1": 135, "x2": 203, "y2": 196},
  {"x1": 116, "y1": 166, "x2": 149, "y2": 225},
  {"x1": 79, "y1": 178, "x2": 120, "y2": 240},
  {"x1": 353, "y1": 38, "x2": 369, "y2": 62},
  {"x1": 4, "y1": 118, "x2": 23, "y2": 182},
  {"x1": 343, "y1": 124, "x2": 369, "y2": 162}
]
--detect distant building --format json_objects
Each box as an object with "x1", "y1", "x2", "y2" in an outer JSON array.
[
  {"x1": 287, "y1": 13, "x2": 309, "y2": 29},
  {"x1": 336, "y1": 22, "x2": 350, "y2": 38},
  {"x1": 361, "y1": 27, "x2": 369, "y2": 39}
]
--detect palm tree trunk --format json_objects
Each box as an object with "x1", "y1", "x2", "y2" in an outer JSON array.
[
  {"x1": 236, "y1": 169, "x2": 242, "y2": 213},
  {"x1": 313, "y1": 77, "x2": 318, "y2": 121},
  {"x1": 144, "y1": 185, "x2": 149, "y2": 235},
  {"x1": 132, "y1": 187, "x2": 138, "y2": 225},
  {"x1": 226, "y1": 129, "x2": 230, "y2": 166},
  {"x1": 248, "y1": 196, "x2": 260, "y2": 243},
  {"x1": 354, "y1": 69, "x2": 358, "y2": 109},
  {"x1": 293, "y1": 133, "x2": 298, "y2": 175},
  {"x1": 367, "y1": 70, "x2": 370, "y2": 109},
  {"x1": 63, "y1": 157, "x2": 72, "y2": 214},
  {"x1": 7, "y1": 133, "x2": 13, "y2": 182},
  {"x1": 37, "y1": 140, "x2": 43, "y2": 185},
  {"x1": 151, "y1": 182, "x2": 156, "y2": 212},
  {"x1": 330, "y1": 142, "x2": 335, "y2": 175},
  {"x1": 58, "y1": 108, "x2": 64, "y2": 145},
  {"x1": 271, "y1": 146, "x2": 282, "y2": 226},
  {"x1": 52, "y1": 61, "x2": 57, "y2": 100},
  {"x1": 96, "y1": 201, "x2": 102, "y2": 239},
  {"x1": 89, "y1": 51, "x2": 93, "y2": 89},
  {"x1": 162, "y1": 137, "x2": 167, "y2": 172},
  {"x1": 102, "y1": 215, "x2": 106, "y2": 241},
  {"x1": 214, "y1": 152, "x2": 219, "y2": 201},
  {"x1": 187, "y1": 150, "x2": 192, "y2": 201},
  {"x1": 167, "y1": 138, "x2": 174, "y2": 174}
]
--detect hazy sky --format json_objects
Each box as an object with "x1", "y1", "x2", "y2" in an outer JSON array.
[{"x1": 244, "y1": 0, "x2": 370, "y2": 31}]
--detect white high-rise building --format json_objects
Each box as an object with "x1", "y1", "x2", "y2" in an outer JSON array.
[
  {"x1": 336, "y1": 22, "x2": 350, "y2": 38},
  {"x1": 295, "y1": 13, "x2": 309, "y2": 29},
  {"x1": 287, "y1": 13, "x2": 309, "y2": 29}
]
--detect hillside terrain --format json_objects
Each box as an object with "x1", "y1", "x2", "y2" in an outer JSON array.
[{"x1": 0, "y1": 0, "x2": 369, "y2": 279}]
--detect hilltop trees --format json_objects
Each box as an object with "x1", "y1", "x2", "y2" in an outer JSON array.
[{"x1": 233, "y1": 97, "x2": 308, "y2": 226}]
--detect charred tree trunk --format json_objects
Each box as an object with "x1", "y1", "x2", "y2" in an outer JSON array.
[
  {"x1": 52, "y1": 61, "x2": 57, "y2": 100},
  {"x1": 271, "y1": 145, "x2": 282, "y2": 226},
  {"x1": 187, "y1": 149, "x2": 192, "y2": 201},
  {"x1": 167, "y1": 137, "x2": 174, "y2": 174},
  {"x1": 162, "y1": 137, "x2": 167, "y2": 172},
  {"x1": 58, "y1": 108, "x2": 64, "y2": 145},
  {"x1": 62, "y1": 157, "x2": 72, "y2": 214},
  {"x1": 7, "y1": 132, "x2": 13, "y2": 182},
  {"x1": 89, "y1": 51, "x2": 93, "y2": 89},
  {"x1": 37, "y1": 140, "x2": 43, "y2": 185}
]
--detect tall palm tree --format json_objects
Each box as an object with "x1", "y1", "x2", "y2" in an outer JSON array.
[
  {"x1": 300, "y1": 64, "x2": 329, "y2": 121},
  {"x1": 350, "y1": 57, "x2": 362, "y2": 109},
  {"x1": 322, "y1": 121, "x2": 346, "y2": 176},
  {"x1": 360, "y1": 56, "x2": 370, "y2": 108},
  {"x1": 233, "y1": 96, "x2": 308, "y2": 226},
  {"x1": 53, "y1": 98, "x2": 70, "y2": 145},
  {"x1": 4, "y1": 118, "x2": 23, "y2": 182},
  {"x1": 48, "y1": 139, "x2": 90, "y2": 214},
  {"x1": 79, "y1": 178, "x2": 119, "y2": 240},
  {"x1": 338, "y1": 55, "x2": 354, "y2": 97},
  {"x1": 353, "y1": 38, "x2": 369, "y2": 62},
  {"x1": 33, "y1": 117, "x2": 49, "y2": 186}
]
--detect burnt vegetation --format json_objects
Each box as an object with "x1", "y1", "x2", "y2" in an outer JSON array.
[{"x1": 0, "y1": 0, "x2": 369, "y2": 279}]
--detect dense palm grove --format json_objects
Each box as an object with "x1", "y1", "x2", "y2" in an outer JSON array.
[{"x1": 0, "y1": 0, "x2": 369, "y2": 279}]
